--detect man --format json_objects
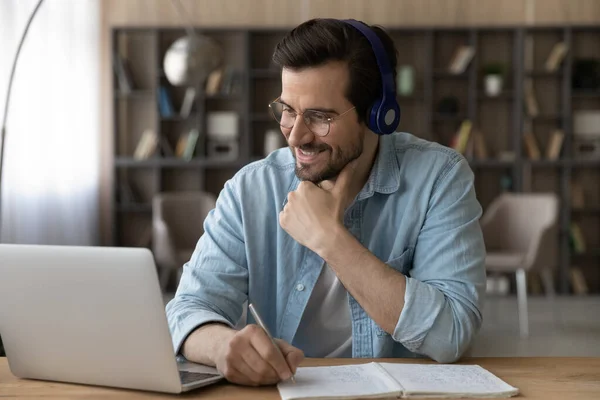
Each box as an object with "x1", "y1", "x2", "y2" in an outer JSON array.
[{"x1": 166, "y1": 18, "x2": 486, "y2": 387}]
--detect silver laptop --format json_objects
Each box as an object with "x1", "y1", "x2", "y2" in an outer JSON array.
[{"x1": 0, "y1": 244, "x2": 223, "y2": 394}]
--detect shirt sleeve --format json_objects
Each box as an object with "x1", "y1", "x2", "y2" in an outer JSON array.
[
  {"x1": 392, "y1": 157, "x2": 486, "y2": 363},
  {"x1": 165, "y1": 178, "x2": 249, "y2": 355}
]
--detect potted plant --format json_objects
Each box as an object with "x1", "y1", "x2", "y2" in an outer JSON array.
[{"x1": 483, "y1": 63, "x2": 505, "y2": 97}]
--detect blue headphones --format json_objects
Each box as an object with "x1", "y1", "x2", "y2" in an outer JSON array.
[{"x1": 341, "y1": 19, "x2": 401, "y2": 135}]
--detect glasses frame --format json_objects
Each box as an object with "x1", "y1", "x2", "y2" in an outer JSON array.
[{"x1": 268, "y1": 97, "x2": 356, "y2": 137}]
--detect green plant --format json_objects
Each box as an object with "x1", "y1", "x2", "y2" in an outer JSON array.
[{"x1": 483, "y1": 62, "x2": 506, "y2": 76}]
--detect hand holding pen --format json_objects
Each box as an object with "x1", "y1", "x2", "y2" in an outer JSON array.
[
  {"x1": 249, "y1": 303, "x2": 298, "y2": 384},
  {"x1": 212, "y1": 303, "x2": 304, "y2": 386}
]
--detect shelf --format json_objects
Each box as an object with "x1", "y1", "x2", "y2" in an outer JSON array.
[
  {"x1": 572, "y1": 207, "x2": 600, "y2": 214},
  {"x1": 205, "y1": 93, "x2": 242, "y2": 101},
  {"x1": 115, "y1": 157, "x2": 256, "y2": 168},
  {"x1": 525, "y1": 159, "x2": 566, "y2": 167},
  {"x1": 397, "y1": 95, "x2": 425, "y2": 102},
  {"x1": 116, "y1": 203, "x2": 153, "y2": 213},
  {"x1": 572, "y1": 249, "x2": 600, "y2": 258},
  {"x1": 115, "y1": 90, "x2": 154, "y2": 99},
  {"x1": 433, "y1": 114, "x2": 467, "y2": 122},
  {"x1": 468, "y1": 159, "x2": 515, "y2": 168},
  {"x1": 528, "y1": 114, "x2": 564, "y2": 122},
  {"x1": 160, "y1": 115, "x2": 196, "y2": 122},
  {"x1": 571, "y1": 158, "x2": 600, "y2": 167},
  {"x1": 572, "y1": 90, "x2": 600, "y2": 99},
  {"x1": 433, "y1": 70, "x2": 468, "y2": 79},
  {"x1": 476, "y1": 91, "x2": 514, "y2": 100},
  {"x1": 525, "y1": 70, "x2": 562, "y2": 78}
]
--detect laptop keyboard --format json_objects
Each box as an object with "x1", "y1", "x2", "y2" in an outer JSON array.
[{"x1": 179, "y1": 370, "x2": 220, "y2": 385}]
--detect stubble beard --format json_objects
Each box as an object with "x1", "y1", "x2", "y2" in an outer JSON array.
[{"x1": 292, "y1": 139, "x2": 363, "y2": 183}]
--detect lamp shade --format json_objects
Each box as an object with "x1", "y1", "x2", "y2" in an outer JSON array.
[{"x1": 163, "y1": 35, "x2": 223, "y2": 87}]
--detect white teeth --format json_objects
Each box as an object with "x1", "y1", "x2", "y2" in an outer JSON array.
[{"x1": 299, "y1": 149, "x2": 316, "y2": 156}]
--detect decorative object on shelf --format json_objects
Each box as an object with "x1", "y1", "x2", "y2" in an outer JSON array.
[
  {"x1": 436, "y1": 96, "x2": 459, "y2": 116},
  {"x1": 572, "y1": 58, "x2": 600, "y2": 91},
  {"x1": 162, "y1": 0, "x2": 223, "y2": 88},
  {"x1": 207, "y1": 111, "x2": 239, "y2": 161},
  {"x1": 264, "y1": 129, "x2": 284, "y2": 155},
  {"x1": 482, "y1": 62, "x2": 505, "y2": 97},
  {"x1": 397, "y1": 65, "x2": 415, "y2": 96},
  {"x1": 573, "y1": 111, "x2": 600, "y2": 159}
]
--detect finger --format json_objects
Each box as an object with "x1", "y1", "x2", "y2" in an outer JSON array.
[
  {"x1": 227, "y1": 361, "x2": 264, "y2": 386},
  {"x1": 332, "y1": 158, "x2": 359, "y2": 196},
  {"x1": 318, "y1": 180, "x2": 335, "y2": 191},
  {"x1": 240, "y1": 343, "x2": 280, "y2": 383},
  {"x1": 250, "y1": 330, "x2": 294, "y2": 380},
  {"x1": 275, "y1": 339, "x2": 305, "y2": 373}
]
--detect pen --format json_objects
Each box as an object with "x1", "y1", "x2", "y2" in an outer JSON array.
[{"x1": 248, "y1": 303, "x2": 296, "y2": 384}]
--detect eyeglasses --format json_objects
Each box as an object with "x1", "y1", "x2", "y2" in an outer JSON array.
[{"x1": 268, "y1": 98, "x2": 356, "y2": 137}]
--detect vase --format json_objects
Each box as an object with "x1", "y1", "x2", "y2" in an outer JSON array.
[{"x1": 484, "y1": 74, "x2": 503, "y2": 97}]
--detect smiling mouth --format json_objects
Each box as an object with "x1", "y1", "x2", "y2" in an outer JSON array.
[{"x1": 296, "y1": 147, "x2": 327, "y2": 163}]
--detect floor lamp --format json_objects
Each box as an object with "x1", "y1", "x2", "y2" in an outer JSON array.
[{"x1": 0, "y1": 0, "x2": 45, "y2": 244}]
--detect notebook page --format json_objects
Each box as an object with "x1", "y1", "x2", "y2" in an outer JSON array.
[
  {"x1": 379, "y1": 363, "x2": 519, "y2": 398},
  {"x1": 277, "y1": 362, "x2": 402, "y2": 400}
]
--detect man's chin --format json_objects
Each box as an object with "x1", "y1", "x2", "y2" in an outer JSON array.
[{"x1": 295, "y1": 162, "x2": 339, "y2": 183}]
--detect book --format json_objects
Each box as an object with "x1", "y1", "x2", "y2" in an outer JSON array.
[
  {"x1": 179, "y1": 87, "x2": 196, "y2": 118},
  {"x1": 546, "y1": 129, "x2": 564, "y2": 160},
  {"x1": 448, "y1": 46, "x2": 475, "y2": 75},
  {"x1": 545, "y1": 41, "x2": 568, "y2": 72},
  {"x1": 451, "y1": 119, "x2": 472, "y2": 154},
  {"x1": 182, "y1": 129, "x2": 199, "y2": 161},
  {"x1": 277, "y1": 362, "x2": 519, "y2": 400},
  {"x1": 133, "y1": 129, "x2": 158, "y2": 160}
]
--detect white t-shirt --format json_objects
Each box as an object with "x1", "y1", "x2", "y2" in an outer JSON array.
[{"x1": 294, "y1": 264, "x2": 352, "y2": 357}]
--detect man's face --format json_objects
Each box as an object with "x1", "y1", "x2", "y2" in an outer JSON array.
[{"x1": 279, "y1": 61, "x2": 365, "y2": 183}]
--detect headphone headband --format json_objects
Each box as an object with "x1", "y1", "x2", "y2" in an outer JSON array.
[{"x1": 340, "y1": 19, "x2": 400, "y2": 135}]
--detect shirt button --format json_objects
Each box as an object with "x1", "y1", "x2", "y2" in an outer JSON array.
[{"x1": 296, "y1": 283, "x2": 305, "y2": 292}]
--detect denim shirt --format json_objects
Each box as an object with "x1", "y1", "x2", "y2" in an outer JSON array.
[{"x1": 166, "y1": 132, "x2": 486, "y2": 363}]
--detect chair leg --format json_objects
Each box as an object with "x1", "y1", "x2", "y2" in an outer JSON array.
[
  {"x1": 540, "y1": 269, "x2": 561, "y2": 326},
  {"x1": 516, "y1": 269, "x2": 529, "y2": 338}
]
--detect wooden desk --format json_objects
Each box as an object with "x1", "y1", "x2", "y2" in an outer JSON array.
[{"x1": 1, "y1": 357, "x2": 599, "y2": 399}]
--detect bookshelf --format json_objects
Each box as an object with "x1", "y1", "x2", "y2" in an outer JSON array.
[{"x1": 111, "y1": 25, "x2": 600, "y2": 294}]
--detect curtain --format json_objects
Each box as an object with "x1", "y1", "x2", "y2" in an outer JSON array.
[{"x1": 0, "y1": 0, "x2": 100, "y2": 245}]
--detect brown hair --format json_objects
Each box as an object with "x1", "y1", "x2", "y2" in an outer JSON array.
[{"x1": 272, "y1": 18, "x2": 398, "y2": 125}]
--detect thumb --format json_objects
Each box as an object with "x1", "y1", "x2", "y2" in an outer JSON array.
[
  {"x1": 275, "y1": 339, "x2": 305, "y2": 372},
  {"x1": 333, "y1": 158, "x2": 359, "y2": 195}
]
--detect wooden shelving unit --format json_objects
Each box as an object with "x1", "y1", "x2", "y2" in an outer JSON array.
[{"x1": 111, "y1": 25, "x2": 600, "y2": 294}]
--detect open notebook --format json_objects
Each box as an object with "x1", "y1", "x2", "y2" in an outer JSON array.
[{"x1": 277, "y1": 362, "x2": 519, "y2": 399}]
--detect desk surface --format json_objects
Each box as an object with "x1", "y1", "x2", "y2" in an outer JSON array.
[{"x1": 2, "y1": 357, "x2": 599, "y2": 399}]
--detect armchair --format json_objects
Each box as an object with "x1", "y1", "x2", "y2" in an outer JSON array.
[
  {"x1": 480, "y1": 192, "x2": 560, "y2": 337},
  {"x1": 152, "y1": 191, "x2": 216, "y2": 292}
]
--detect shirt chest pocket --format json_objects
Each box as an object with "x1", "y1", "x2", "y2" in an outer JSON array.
[{"x1": 385, "y1": 247, "x2": 413, "y2": 277}]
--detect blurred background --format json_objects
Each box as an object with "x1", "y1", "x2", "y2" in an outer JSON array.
[{"x1": 1, "y1": 0, "x2": 599, "y2": 357}]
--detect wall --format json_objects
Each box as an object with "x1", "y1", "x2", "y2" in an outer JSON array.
[{"x1": 99, "y1": 0, "x2": 600, "y2": 245}]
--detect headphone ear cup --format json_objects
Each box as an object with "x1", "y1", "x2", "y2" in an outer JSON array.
[
  {"x1": 368, "y1": 97, "x2": 400, "y2": 135},
  {"x1": 367, "y1": 97, "x2": 384, "y2": 134}
]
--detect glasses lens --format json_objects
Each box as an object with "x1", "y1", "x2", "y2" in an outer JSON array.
[
  {"x1": 305, "y1": 111, "x2": 329, "y2": 136},
  {"x1": 269, "y1": 102, "x2": 295, "y2": 128}
]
